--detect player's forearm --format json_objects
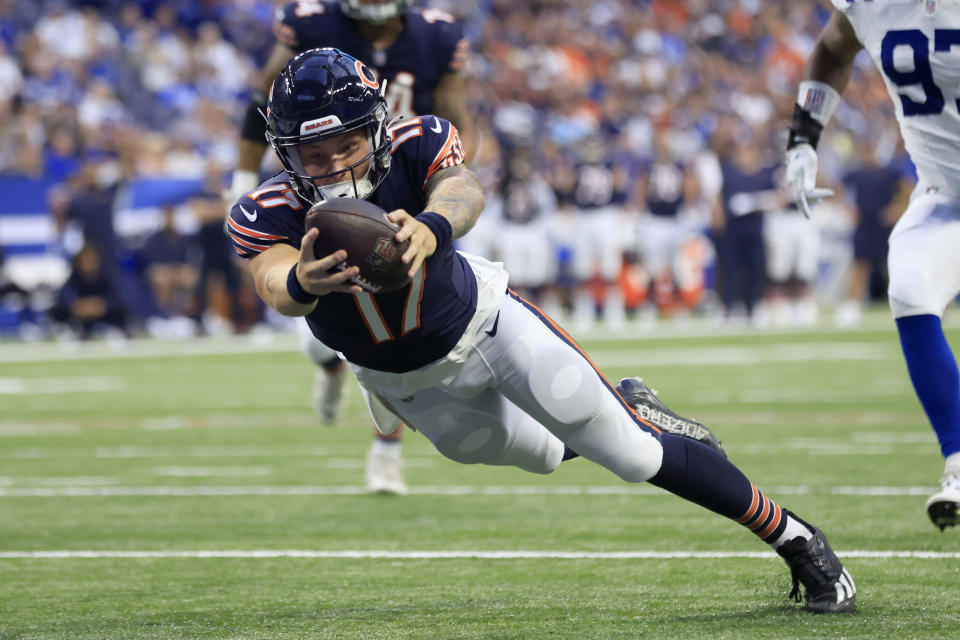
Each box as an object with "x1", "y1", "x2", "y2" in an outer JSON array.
[
  {"x1": 424, "y1": 166, "x2": 485, "y2": 239},
  {"x1": 258, "y1": 260, "x2": 318, "y2": 317}
]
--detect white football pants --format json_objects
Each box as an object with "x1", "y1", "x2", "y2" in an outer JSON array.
[
  {"x1": 887, "y1": 191, "x2": 960, "y2": 318},
  {"x1": 351, "y1": 261, "x2": 664, "y2": 483}
]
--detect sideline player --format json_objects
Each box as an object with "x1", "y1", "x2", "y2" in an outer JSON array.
[
  {"x1": 785, "y1": 0, "x2": 960, "y2": 530},
  {"x1": 232, "y1": 0, "x2": 475, "y2": 494},
  {"x1": 229, "y1": 48, "x2": 855, "y2": 613}
]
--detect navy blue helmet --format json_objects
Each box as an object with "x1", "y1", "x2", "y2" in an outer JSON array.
[{"x1": 265, "y1": 48, "x2": 391, "y2": 204}]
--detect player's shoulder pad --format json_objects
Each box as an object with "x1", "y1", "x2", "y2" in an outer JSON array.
[
  {"x1": 226, "y1": 180, "x2": 304, "y2": 258},
  {"x1": 388, "y1": 115, "x2": 466, "y2": 186}
]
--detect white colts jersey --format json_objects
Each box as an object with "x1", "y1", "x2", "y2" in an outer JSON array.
[{"x1": 835, "y1": 0, "x2": 960, "y2": 195}]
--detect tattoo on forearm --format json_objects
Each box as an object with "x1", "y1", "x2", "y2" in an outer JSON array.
[{"x1": 425, "y1": 166, "x2": 484, "y2": 239}]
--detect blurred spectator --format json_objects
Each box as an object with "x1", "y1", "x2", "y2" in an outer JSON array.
[
  {"x1": 713, "y1": 132, "x2": 784, "y2": 324},
  {"x1": 55, "y1": 150, "x2": 124, "y2": 268},
  {"x1": 835, "y1": 138, "x2": 914, "y2": 326},
  {"x1": 190, "y1": 163, "x2": 242, "y2": 334},
  {"x1": 49, "y1": 240, "x2": 128, "y2": 338},
  {"x1": 142, "y1": 204, "x2": 198, "y2": 321},
  {"x1": 0, "y1": 0, "x2": 917, "y2": 336}
]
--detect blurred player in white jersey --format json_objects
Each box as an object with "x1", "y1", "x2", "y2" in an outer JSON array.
[{"x1": 786, "y1": 0, "x2": 960, "y2": 529}]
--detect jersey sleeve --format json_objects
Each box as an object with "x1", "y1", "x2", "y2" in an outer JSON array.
[
  {"x1": 389, "y1": 115, "x2": 467, "y2": 189},
  {"x1": 226, "y1": 190, "x2": 302, "y2": 259}
]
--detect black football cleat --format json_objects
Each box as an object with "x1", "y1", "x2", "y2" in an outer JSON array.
[
  {"x1": 615, "y1": 377, "x2": 725, "y2": 456},
  {"x1": 776, "y1": 511, "x2": 856, "y2": 613}
]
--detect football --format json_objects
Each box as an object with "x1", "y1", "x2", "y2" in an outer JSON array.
[{"x1": 304, "y1": 197, "x2": 411, "y2": 294}]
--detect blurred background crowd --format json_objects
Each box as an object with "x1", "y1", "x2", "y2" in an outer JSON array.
[{"x1": 0, "y1": 0, "x2": 916, "y2": 341}]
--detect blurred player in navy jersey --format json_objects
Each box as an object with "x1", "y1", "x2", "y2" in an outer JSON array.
[
  {"x1": 493, "y1": 147, "x2": 558, "y2": 306},
  {"x1": 558, "y1": 138, "x2": 631, "y2": 330},
  {"x1": 714, "y1": 134, "x2": 784, "y2": 324},
  {"x1": 785, "y1": 0, "x2": 960, "y2": 530},
  {"x1": 231, "y1": 0, "x2": 476, "y2": 494},
  {"x1": 634, "y1": 130, "x2": 704, "y2": 318},
  {"x1": 228, "y1": 48, "x2": 855, "y2": 613}
]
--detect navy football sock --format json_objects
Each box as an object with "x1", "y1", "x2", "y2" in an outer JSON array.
[
  {"x1": 896, "y1": 314, "x2": 960, "y2": 457},
  {"x1": 649, "y1": 433, "x2": 788, "y2": 543},
  {"x1": 562, "y1": 446, "x2": 580, "y2": 461}
]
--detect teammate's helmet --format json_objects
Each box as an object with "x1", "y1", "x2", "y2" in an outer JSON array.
[
  {"x1": 339, "y1": 0, "x2": 411, "y2": 23},
  {"x1": 265, "y1": 48, "x2": 391, "y2": 204}
]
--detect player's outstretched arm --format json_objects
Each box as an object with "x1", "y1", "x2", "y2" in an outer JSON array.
[
  {"x1": 248, "y1": 233, "x2": 362, "y2": 316},
  {"x1": 786, "y1": 12, "x2": 863, "y2": 217}
]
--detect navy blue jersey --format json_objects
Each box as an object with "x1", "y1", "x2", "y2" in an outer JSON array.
[
  {"x1": 720, "y1": 161, "x2": 780, "y2": 232},
  {"x1": 227, "y1": 116, "x2": 475, "y2": 373},
  {"x1": 274, "y1": 1, "x2": 466, "y2": 117},
  {"x1": 646, "y1": 161, "x2": 686, "y2": 218},
  {"x1": 842, "y1": 166, "x2": 903, "y2": 233}
]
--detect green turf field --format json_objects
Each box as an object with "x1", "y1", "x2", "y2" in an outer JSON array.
[{"x1": 2, "y1": 314, "x2": 960, "y2": 639}]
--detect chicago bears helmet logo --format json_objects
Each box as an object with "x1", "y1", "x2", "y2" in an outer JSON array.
[{"x1": 355, "y1": 60, "x2": 379, "y2": 88}]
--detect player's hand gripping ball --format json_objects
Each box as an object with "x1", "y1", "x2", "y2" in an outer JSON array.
[{"x1": 305, "y1": 198, "x2": 411, "y2": 293}]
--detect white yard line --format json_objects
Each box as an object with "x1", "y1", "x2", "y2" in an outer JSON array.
[
  {"x1": 0, "y1": 549, "x2": 956, "y2": 560},
  {"x1": 0, "y1": 376, "x2": 125, "y2": 394},
  {"x1": 0, "y1": 485, "x2": 935, "y2": 497}
]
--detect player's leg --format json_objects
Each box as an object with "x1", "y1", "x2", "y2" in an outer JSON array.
[
  {"x1": 296, "y1": 319, "x2": 348, "y2": 424},
  {"x1": 297, "y1": 319, "x2": 408, "y2": 494},
  {"x1": 356, "y1": 387, "x2": 408, "y2": 495},
  {"x1": 485, "y1": 291, "x2": 854, "y2": 612},
  {"x1": 374, "y1": 384, "x2": 566, "y2": 475},
  {"x1": 886, "y1": 194, "x2": 960, "y2": 530}
]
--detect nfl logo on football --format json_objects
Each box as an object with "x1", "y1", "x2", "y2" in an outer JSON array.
[{"x1": 374, "y1": 236, "x2": 398, "y2": 261}]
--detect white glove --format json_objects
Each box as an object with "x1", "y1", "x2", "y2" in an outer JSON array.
[{"x1": 784, "y1": 143, "x2": 834, "y2": 218}]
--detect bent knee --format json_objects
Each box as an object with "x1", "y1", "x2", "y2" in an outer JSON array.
[{"x1": 565, "y1": 404, "x2": 664, "y2": 483}]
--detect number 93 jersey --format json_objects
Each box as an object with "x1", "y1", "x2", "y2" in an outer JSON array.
[
  {"x1": 833, "y1": 0, "x2": 960, "y2": 196},
  {"x1": 274, "y1": 1, "x2": 466, "y2": 118}
]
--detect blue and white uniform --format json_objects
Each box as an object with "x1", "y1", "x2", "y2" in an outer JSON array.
[{"x1": 833, "y1": 0, "x2": 960, "y2": 317}]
